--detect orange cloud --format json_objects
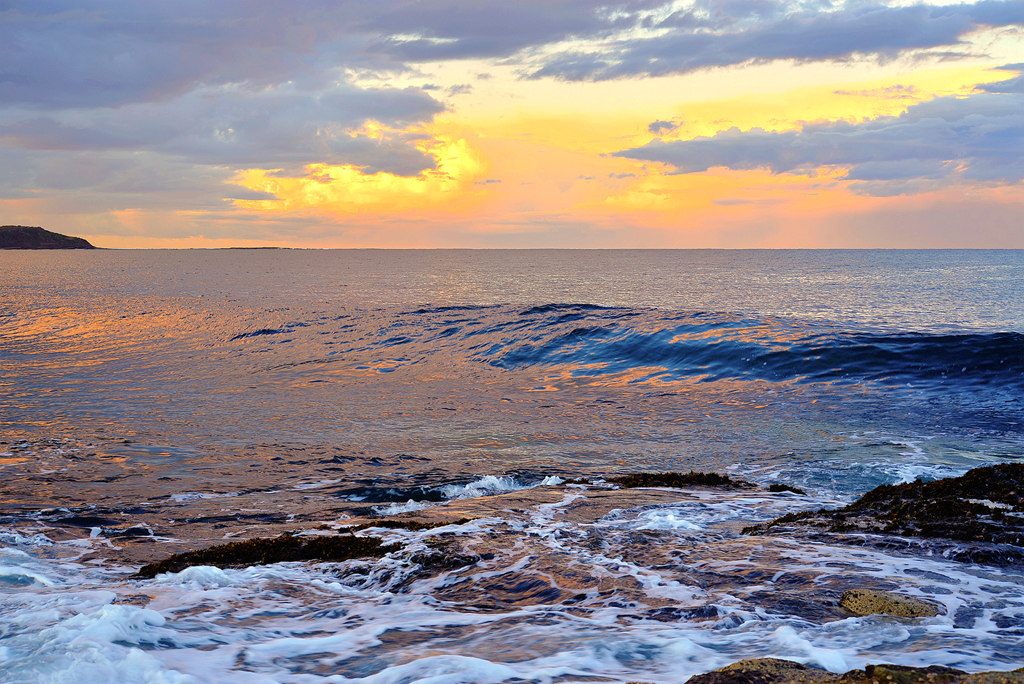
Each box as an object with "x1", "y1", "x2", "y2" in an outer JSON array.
[
  {"x1": 212, "y1": 63, "x2": 1023, "y2": 247},
  {"x1": 230, "y1": 127, "x2": 488, "y2": 216}
]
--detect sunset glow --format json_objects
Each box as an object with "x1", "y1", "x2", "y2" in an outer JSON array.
[{"x1": 2, "y1": 2, "x2": 1022, "y2": 247}]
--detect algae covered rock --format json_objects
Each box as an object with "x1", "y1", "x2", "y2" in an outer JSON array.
[
  {"x1": 768, "y1": 483, "x2": 808, "y2": 495},
  {"x1": 743, "y1": 462, "x2": 1024, "y2": 565},
  {"x1": 609, "y1": 471, "x2": 755, "y2": 489},
  {"x1": 134, "y1": 532, "x2": 398, "y2": 578},
  {"x1": 687, "y1": 659, "x2": 1024, "y2": 684},
  {"x1": 687, "y1": 658, "x2": 838, "y2": 683},
  {"x1": 850, "y1": 664, "x2": 966, "y2": 683},
  {"x1": 839, "y1": 589, "x2": 941, "y2": 618}
]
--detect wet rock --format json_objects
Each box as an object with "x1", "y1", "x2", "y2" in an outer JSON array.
[
  {"x1": 846, "y1": 664, "x2": 966, "y2": 683},
  {"x1": 133, "y1": 533, "x2": 398, "y2": 578},
  {"x1": 959, "y1": 668, "x2": 1024, "y2": 683},
  {"x1": 743, "y1": 463, "x2": 1024, "y2": 566},
  {"x1": 689, "y1": 659, "x2": 1024, "y2": 684},
  {"x1": 839, "y1": 589, "x2": 941, "y2": 618},
  {"x1": 769, "y1": 483, "x2": 808, "y2": 495},
  {"x1": 688, "y1": 657, "x2": 839, "y2": 683},
  {"x1": 609, "y1": 471, "x2": 755, "y2": 489},
  {"x1": 644, "y1": 604, "x2": 719, "y2": 621},
  {"x1": 0, "y1": 225, "x2": 96, "y2": 249},
  {"x1": 346, "y1": 517, "x2": 474, "y2": 532}
]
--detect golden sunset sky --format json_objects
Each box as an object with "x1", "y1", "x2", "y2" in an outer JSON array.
[{"x1": 2, "y1": 1, "x2": 1023, "y2": 247}]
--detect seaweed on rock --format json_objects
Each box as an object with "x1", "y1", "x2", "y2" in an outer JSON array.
[
  {"x1": 768, "y1": 483, "x2": 807, "y2": 495},
  {"x1": 686, "y1": 658, "x2": 1024, "y2": 683},
  {"x1": 134, "y1": 533, "x2": 399, "y2": 579},
  {"x1": 347, "y1": 517, "x2": 474, "y2": 532},
  {"x1": 609, "y1": 471, "x2": 755, "y2": 489},
  {"x1": 744, "y1": 462, "x2": 1024, "y2": 565}
]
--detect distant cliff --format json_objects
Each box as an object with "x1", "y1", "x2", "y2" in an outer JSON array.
[{"x1": 0, "y1": 225, "x2": 96, "y2": 249}]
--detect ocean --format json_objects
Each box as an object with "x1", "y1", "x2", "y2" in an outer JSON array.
[{"x1": 1, "y1": 249, "x2": 1022, "y2": 683}]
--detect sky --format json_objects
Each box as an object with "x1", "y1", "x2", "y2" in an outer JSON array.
[{"x1": 1, "y1": 0, "x2": 1023, "y2": 248}]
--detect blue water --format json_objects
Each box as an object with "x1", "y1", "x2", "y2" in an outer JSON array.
[{"x1": 1, "y1": 249, "x2": 1022, "y2": 683}]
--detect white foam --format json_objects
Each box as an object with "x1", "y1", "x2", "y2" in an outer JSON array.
[
  {"x1": 374, "y1": 499, "x2": 434, "y2": 515},
  {"x1": 2, "y1": 482, "x2": 1023, "y2": 683},
  {"x1": 356, "y1": 654, "x2": 520, "y2": 683},
  {"x1": 0, "y1": 531, "x2": 54, "y2": 546},
  {"x1": 636, "y1": 510, "x2": 702, "y2": 530},
  {"x1": 169, "y1": 491, "x2": 240, "y2": 502},
  {"x1": 436, "y1": 474, "x2": 528, "y2": 499},
  {"x1": 373, "y1": 474, "x2": 563, "y2": 515},
  {"x1": 152, "y1": 565, "x2": 237, "y2": 589},
  {"x1": 293, "y1": 478, "x2": 341, "y2": 490},
  {"x1": 772, "y1": 625, "x2": 852, "y2": 672},
  {"x1": 0, "y1": 564, "x2": 55, "y2": 586},
  {"x1": 2, "y1": 599, "x2": 196, "y2": 684}
]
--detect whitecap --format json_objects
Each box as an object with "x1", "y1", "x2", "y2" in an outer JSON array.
[
  {"x1": 169, "y1": 491, "x2": 240, "y2": 502},
  {"x1": 0, "y1": 564, "x2": 55, "y2": 586},
  {"x1": 151, "y1": 565, "x2": 237, "y2": 589}
]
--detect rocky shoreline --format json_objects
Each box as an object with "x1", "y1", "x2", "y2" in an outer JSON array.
[
  {"x1": 102, "y1": 464, "x2": 1024, "y2": 681},
  {"x1": 132, "y1": 464, "x2": 1024, "y2": 576},
  {"x1": 744, "y1": 462, "x2": 1024, "y2": 566},
  {"x1": 678, "y1": 658, "x2": 1024, "y2": 683}
]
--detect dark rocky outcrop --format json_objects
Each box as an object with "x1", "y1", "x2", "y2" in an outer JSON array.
[
  {"x1": 609, "y1": 471, "x2": 755, "y2": 489},
  {"x1": 133, "y1": 532, "x2": 398, "y2": 578},
  {"x1": 0, "y1": 225, "x2": 96, "y2": 249},
  {"x1": 686, "y1": 658, "x2": 1024, "y2": 684},
  {"x1": 344, "y1": 517, "x2": 474, "y2": 532},
  {"x1": 743, "y1": 463, "x2": 1024, "y2": 565},
  {"x1": 769, "y1": 483, "x2": 808, "y2": 495}
]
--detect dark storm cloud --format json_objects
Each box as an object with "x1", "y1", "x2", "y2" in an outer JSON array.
[{"x1": 616, "y1": 74, "x2": 1024, "y2": 194}]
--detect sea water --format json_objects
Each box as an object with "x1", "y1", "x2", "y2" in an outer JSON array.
[{"x1": 0, "y1": 249, "x2": 1022, "y2": 683}]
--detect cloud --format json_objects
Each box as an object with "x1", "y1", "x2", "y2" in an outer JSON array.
[
  {"x1": 979, "y1": 63, "x2": 1024, "y2": 92},
  {"x1": 2, "y1": 0, "x2": 1022, "y2": 238},
  {"x1": 648, "y1": 119, "x2": 682, "y2": 134},
  {"x1": 616, "y1": 74, "x2": 1024, "y2": 195},
  {"x1": 364, "y1": 0, "x2": 658, "y2": 61},
  {"x1": 528, "y1": 0, "x2": 1024, "y2": 80},
  {"x1": 0, "y1": 1, "x2": 450, "y2": 209},
  {"x1": 0, "y1": 83, "x2": 443, "y2": 174},
  {"x1": 0, "y1": 2, "x2": 399, "y2": 109}
]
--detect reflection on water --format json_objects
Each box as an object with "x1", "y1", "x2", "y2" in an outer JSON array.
[
  {"x1": 1, "y1": 251, "x2": 1021, "y2": 514},
  {"x1": 1, "y1": 249, "x2": 1023, "y2": 682}
]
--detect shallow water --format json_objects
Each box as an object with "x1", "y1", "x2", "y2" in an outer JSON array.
[{"x1": 1, "y1": 249, "x2": 1022, "y2": 683}]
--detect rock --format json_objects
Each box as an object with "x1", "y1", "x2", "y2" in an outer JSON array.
[
  {"x1": 344, "y1": 517, "x2": 474, "y2": 532},
  {"x1": 769, "y1": 483, "x2": 808, "y2": 495},
  {"x1": 0, "y1": 225, "x2": 96, "y2": 249},
  {"x1": 688, "y1": 659, "x2": 1024, "y2": 684},
  {"x1": 687, "y1": 658, "x2": 838, "y2": 683},
  {"x1": 743, "y1": 463, "x2": 1024, "y2": 566},
  {"x1": 608, "y1": 471, "x2": 755, "y2": 489},
  {"x1": 133, "y1": 532, "x2": 398, "y2": 578},
  {"x1": 959, "y1": 668, "x2": 1024, "y2": 683},
  {"x1": 839, "y1": 589, "x2": 941, "y2": 618},
  {"x1": 847, "y1": 664, "x2": 965, "y2": 683}
]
